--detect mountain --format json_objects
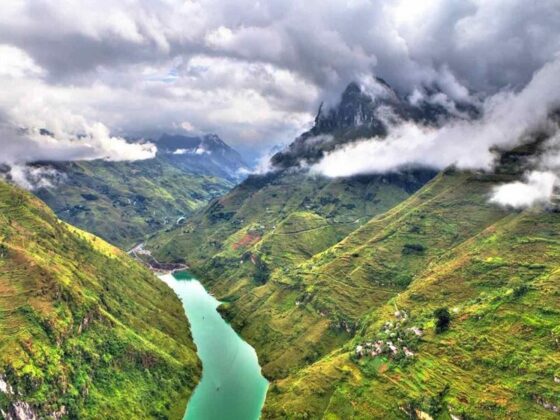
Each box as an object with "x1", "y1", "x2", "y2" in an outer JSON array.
[
  {"x1": 270, "y1": 79, "x2": 460, "y2": 169},
  {"x1": 156, "y1": 133, "x2": 249, "y2": 181},
  {"x1": 0, "y1": 131, "x2": 247, "y2": 250},
  {"x1": 0, "y1": 180, "x2": 200, "y2": 418},
  {"x1": 259, "y1": 149, "x2": 560, "y2": 418},
  {"x1": 30, "y1": 157, "x2": 233, "y2": 249},
  {"x1": 146, "y1": 82, "x2": 560, "y2": 418},
  {"x1": 146, "y1": 81, "x2": 447, "y2": 267}
]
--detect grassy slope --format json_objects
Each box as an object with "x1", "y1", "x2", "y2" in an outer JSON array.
[
  {"x1": 261, "y1": 171, "x2": 560, "y2": 419},
  {"x1": 145, "y1": 170, "x2": 432, "y2": 377},
  {"x1": 148, "y1": 137, "x2": 560, "y2": 418},
  {"x1": 0, "y1": 180, "x2": 200, "y2": 419},
  {"x1": 215, "y1": 171, "x2": 509, "y2": 380},
  {"x1": 148, "y1": 170, "x2": 432, "y2": 273},
  {"x1": 36, "y1": 158, "x2": 232, "y2": 249}
]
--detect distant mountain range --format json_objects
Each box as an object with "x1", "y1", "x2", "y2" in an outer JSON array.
[
  {"x1": 156, "y1": 132, "x2": 249, "y2": 181},
  {"x1": 17, "y1": 132, "x2": 248, "y2": 248}
]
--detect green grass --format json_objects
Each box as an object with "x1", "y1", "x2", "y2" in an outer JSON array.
[
  {"x1": 0, "y1": 180, "x2": 200, "y2": 418},
  {"x1": 259, "y1": 171, "x2": 560, "y2": 419}
]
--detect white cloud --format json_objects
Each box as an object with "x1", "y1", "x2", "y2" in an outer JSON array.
[
  {"x1": 0, "y1": 44, "x2": 43, "y2": 78},
  {"x1": 6, "y1": 165, "x2": 66, "y2": 191},
  {"x1": 0, "y1": 43, "x2": 156, "y2": 171},
  {"x1": 312, "y1": 57, "x2": 560, "y2": 177},
  {"x1": 490, "y1": 171, "x2": 557, "y2": 208},
  {"x1": 0, "y1": 0, "x2": 556, "y2": 158}
]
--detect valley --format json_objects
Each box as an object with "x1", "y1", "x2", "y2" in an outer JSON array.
[
  {"x1": 160, "y1": 272, "x2": 268, "y2": 420},
  {"x1": 8, "y1": 132, "x2": 248, "y2": 250},
  {"x1": 1, "y1": 3, "x2": 559, "y2": 419},
  {"x1": 144, "y1": 84, "x2": 560, "y2": 418}
]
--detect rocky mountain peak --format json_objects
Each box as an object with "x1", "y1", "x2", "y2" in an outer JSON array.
[{"x1": 271, "y1": 79, "x2": 455, "y2": 169}]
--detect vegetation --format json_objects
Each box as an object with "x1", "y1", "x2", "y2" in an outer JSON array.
[
  {"x1": 34, "y1": 157, "x2": 233, "y2": 249},
  {"x1": 433, "y1": 307, "x2": 451, "y2": 333},
  {"x1": 141, "y1": 86, "x2": 560, "y2": 418},
  {"x1": 0, "y1": 180, "x2": 200, "y2": 418},
  {"x1": 148, "y1": 155, "x2": 560, "y2": 418},
  {"x1": 259, "y1": 168, "x2": 560, "y2": 419}
]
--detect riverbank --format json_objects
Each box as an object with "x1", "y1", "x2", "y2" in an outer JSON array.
[{"x1": 129, "y1": 242, "x2": 188, "y2": 273}]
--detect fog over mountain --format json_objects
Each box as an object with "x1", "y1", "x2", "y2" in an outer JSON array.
[
  {"x1": 0, "y1": 0, "x2": 559, "y2": 190},
  {"x1": 313, "y1": 57, "x2": 560, "y2": 174}
]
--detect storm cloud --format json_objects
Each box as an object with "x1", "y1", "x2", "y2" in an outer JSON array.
[{"x1": 0, "y1": 0, "x2": 559, "y2": 164}]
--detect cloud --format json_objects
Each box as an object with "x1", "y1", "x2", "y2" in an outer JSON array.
[
  {"x1": 0, "y1": 122, "x2": 156, "y2": 165},
  {"x1": 6, "y1": 165, "x2": 67, "y2": 191},
  {"x1": 490, "y1": 171, "x2": 557, "y2": 208},
  {"x1": 312, "y1": 57, "x2": 560, "y2": 177},
  {"x1": 0, "y1": 0, "x2": 558, "y2": 158},
  {"x1": 0, "y1": 44, "x2": 156, "y2": 180}
]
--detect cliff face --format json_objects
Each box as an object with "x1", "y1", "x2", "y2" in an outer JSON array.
[{"x1": 0, "y1": 180, "x2": 200, "y2": 419}]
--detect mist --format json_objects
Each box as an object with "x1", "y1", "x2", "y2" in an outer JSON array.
[{"x1": 311, "y1": 57, "x2": 560, "y2": 207}]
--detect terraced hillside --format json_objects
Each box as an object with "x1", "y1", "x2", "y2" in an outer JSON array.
[
  {"x1": 262, "y1": 169, "x2": 560, "y2": 419},
  {"x1": 0, "y1": 180, "x2": 200, "y2": 418},
  {"x1": 147, "y1": 169, "x2": 434, "y2": 285},
  {"x1": 214, "y1": 171, "x2": 511, "y2": 380},
  {"x1": 147, "y1": 80, "x2": 445, "y2": 273},
  {"x1": 153, "y1": 165, "x2": 560, "y2": 418},
  {"x1": 34, "y1": 157, "x2": 232, "y2": 249},
  {"x1": 149, "y1": 150, "x2": 560, "y2": 417}
]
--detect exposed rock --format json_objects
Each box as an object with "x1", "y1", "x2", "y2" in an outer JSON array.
[
  {"x1": 535, "y1": 396, "x2": 560, "y2": 413},
  {"x1": 415, "y1": 409, "x2": 434, "y2": 420},
  {"x1": 7, "y1": 401, "x2": 38, "y2": 420},
  {"x1": 0, "y1": 375, "x2": 13, "y2": 395}
]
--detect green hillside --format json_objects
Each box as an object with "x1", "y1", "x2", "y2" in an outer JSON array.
[
  {"x1": 0, "y1": 180, "x2": 200, "y2": 419},
  {"x1": 262, "y1": 170, "x2": 560, "y2": 419},
  {"x1": 147, "y1": 169, "x2": 433, "y2": 271},
  {"x1": 147, "y1": 162, "x2": 560, "y2": 418},
  {"x1": 144, "y1": 82, "x2": 560, "y2": 418},
  {"x1": 34, "y1": 158, "x2": 232, "y2": 249}
]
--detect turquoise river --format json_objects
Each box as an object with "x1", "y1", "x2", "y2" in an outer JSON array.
[{"x1": 160, "y1": 272, "x2": 268, "y2": 420}]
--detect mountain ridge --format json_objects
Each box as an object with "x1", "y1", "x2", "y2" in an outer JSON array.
[{"x1": 0, "y1": 179, "x2": 200, "y2": 418}]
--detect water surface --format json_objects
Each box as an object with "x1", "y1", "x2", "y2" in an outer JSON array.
[{"x1": 160, "y1": 272, "x2": 268, "y2": 420}]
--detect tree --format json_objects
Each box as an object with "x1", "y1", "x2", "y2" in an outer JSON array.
[
  {"x1": 253, "y1": 256, "x2": 270, "y2": 284},
  {"x1": 433, "y1": 307, "x2": 450, "y2": 333},
  {"x1": 0, "y1": 243, "x2": 7, "y2": 258}
]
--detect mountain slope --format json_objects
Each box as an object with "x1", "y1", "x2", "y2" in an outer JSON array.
[
  {"x1": 147, "y1": 80, "x2": 444, "y2": 271},
  {"x1": 213, "y1": 171, "x2": 510, "y2": 380},
  {"x1": 33, "y1": 157, "x2": 233, "y2": 249},
  {"x1": 145, "y1": 81, "x2": 560, "y2": 418},
  {"x1": 0, "y1": 180, "x2": 200, "y2": 419},
  {"x1": 262, "y1": 170, "x2": 560, "y2": 419}
]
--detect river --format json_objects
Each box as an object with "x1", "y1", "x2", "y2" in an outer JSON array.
[{"x1": 159, "y1": 272, "x2": 268, "y2": 420}]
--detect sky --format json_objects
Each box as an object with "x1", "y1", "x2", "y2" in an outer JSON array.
[{"x1": 0, "y1": 0, "x2": 559, "y2": 166}]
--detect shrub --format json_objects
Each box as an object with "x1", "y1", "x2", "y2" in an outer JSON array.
[
  {"x1": 513, "y1": 284, "x2": 530, "y2": 298},
  {"x1": 254, "y1": 256, "x2": 270, "y2": 284},
  {"x1": 433, "y1": 307, "x2": 451, "y2": 333},
  {"x1": 402, "y1": 243, "x2": 426, "y2": 255}
]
